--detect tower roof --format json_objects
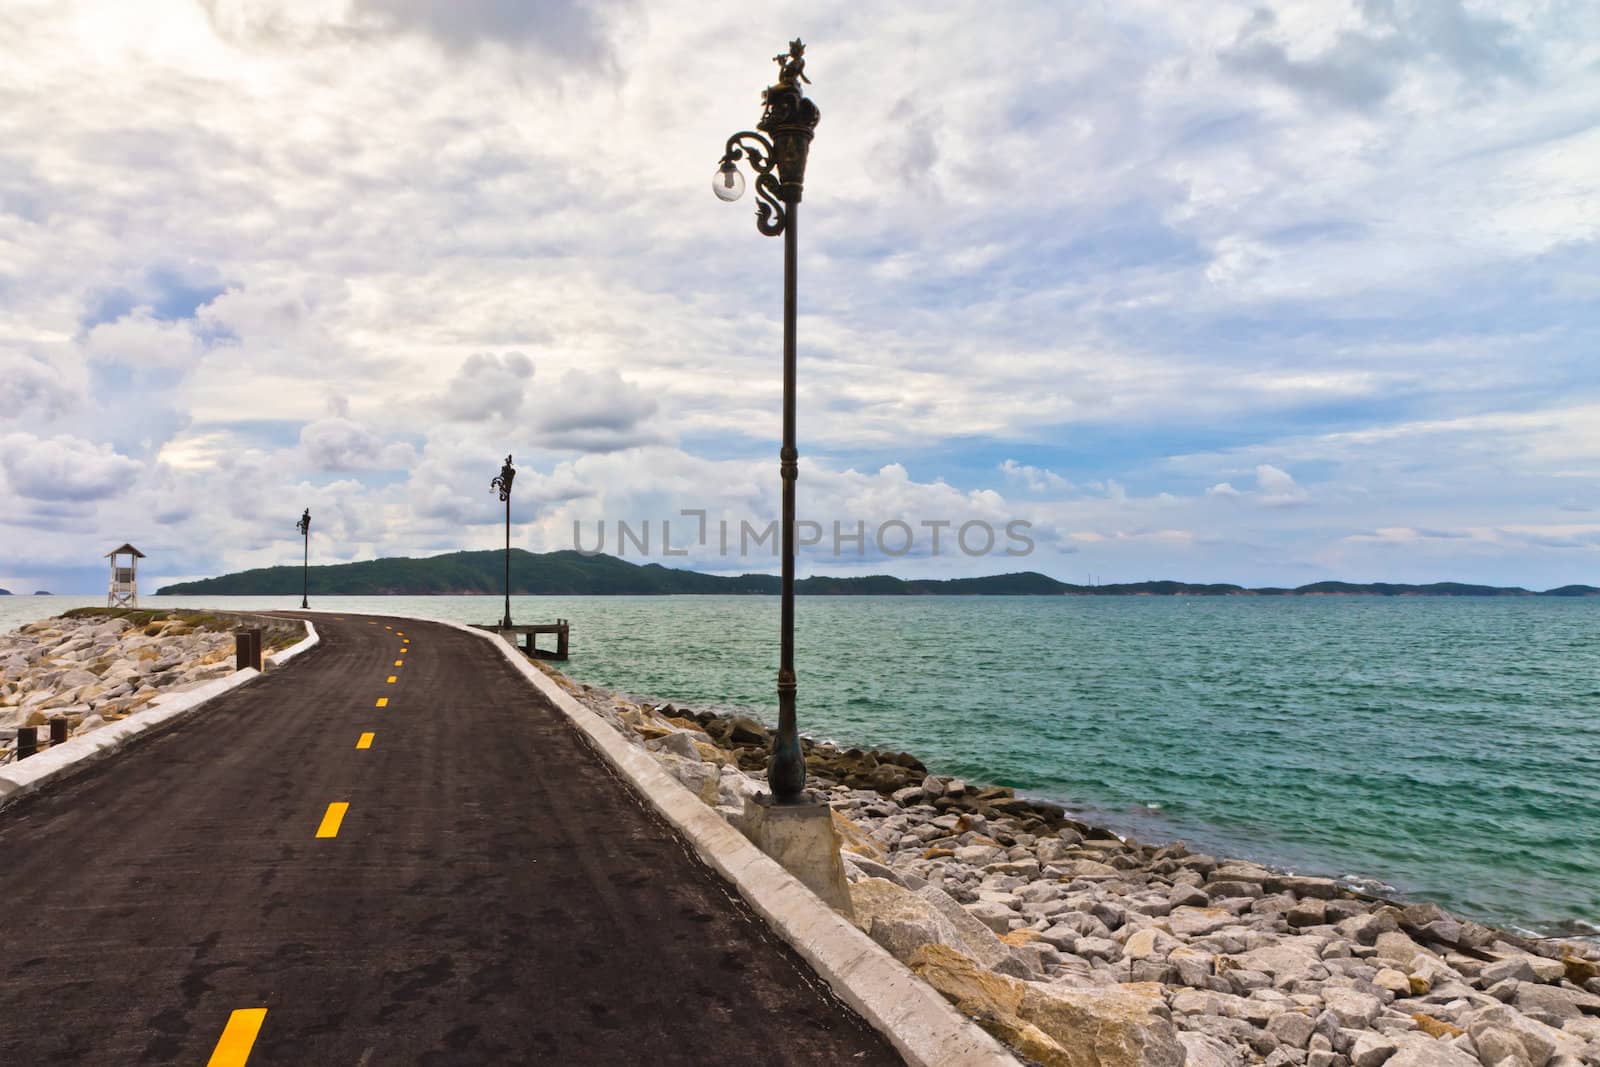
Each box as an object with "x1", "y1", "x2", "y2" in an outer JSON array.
[{"x1": 104, "y1": 544, "x2": 146, "y2": 558}]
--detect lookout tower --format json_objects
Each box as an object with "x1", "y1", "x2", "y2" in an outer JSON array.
[{"x1": 106, "y1": 543, "x2": 145, "y2": 608}]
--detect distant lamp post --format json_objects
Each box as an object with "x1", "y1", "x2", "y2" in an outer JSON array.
[
  {"x1": 713, "y1": 39, "x2": 820, "y2": 804},
  {"x1": 490, "y1": 454, "x2": 516, "y2": 629},
  {"x1": 295, "y1": 508, "x2": 311, "y2": 609}
]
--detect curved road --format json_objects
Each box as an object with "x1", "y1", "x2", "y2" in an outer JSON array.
[{"x1": 0, "y1": 614, "x2": 900, "y2": 1065}]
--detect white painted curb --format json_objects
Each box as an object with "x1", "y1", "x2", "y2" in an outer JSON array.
[
  {"x1": 0, "y1": 620, "x2": 319, "y2": 811},
  {"x1": 267, "y1": 620, "x2": 319, "y2": 669},
  {"x1": 430, "y1": 616, "x2": 1017, "y2": 1067}
]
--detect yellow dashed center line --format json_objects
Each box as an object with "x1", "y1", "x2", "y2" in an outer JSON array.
[
  {"x1": 315, "y1": 802, "x2": 349, "y2": 838},
  {"x1": 356, "y1": 732, "x2": 374, "y2": 749},
  {"x1": 386, "y1": 675, "x2": 397, "y2": 684},
  {"x1": 206, "y1": 1008, "x2": 267, "y2": 1066},
  {"x1": 384, "y1": 625, "x2": 393, "y2": 630},
  {"x1": 375, "y1": 697, "x2": 388, "y2": 708},
  {"x1": 394, "y1": 659, "x2": 404, "y2": 667}
]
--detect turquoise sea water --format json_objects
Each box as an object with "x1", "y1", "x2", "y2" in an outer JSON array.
[{"x1": 6, "y1": 594, "x2": 1596, "y2": 937}]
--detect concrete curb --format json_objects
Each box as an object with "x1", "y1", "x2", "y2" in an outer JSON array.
[
  {"x1": 436, "y1": 617, "x2": 1017, "y2": 1067},
  {"x1": 0, "y1": 620, "x2": 319, "y2": 812},
  {"x1": 267, "y1": 620, "x2": 319, "y2": 670}
]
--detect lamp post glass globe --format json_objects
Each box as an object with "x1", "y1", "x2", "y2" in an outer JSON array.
[{"x1": 713, "y1": 162, "x2": 745, "y2": 201}]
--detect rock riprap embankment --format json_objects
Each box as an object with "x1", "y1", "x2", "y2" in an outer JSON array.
[
  {"x1": 543, "y1": 670, "x2": 1600, "y2": 1067},
  {"x1": 0, "y1": 610, "x2": 300, "y2": 761}
]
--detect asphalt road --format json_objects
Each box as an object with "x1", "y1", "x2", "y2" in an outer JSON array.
[{"x1": 0, "y1": 613, "x2": 901, "y2": 1065}]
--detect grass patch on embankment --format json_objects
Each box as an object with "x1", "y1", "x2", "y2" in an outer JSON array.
[{"x1": 61, "y1": 607, "x2": 304, "y2": 652}]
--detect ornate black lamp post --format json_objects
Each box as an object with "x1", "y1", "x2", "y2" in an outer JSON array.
[
  {"x1": 490, "y1": 455, "x2": 516, "y2": 629},
  {"x1": 295, "y1": 508, "x2": 311, "y2": 609},
  {"x1": 714, "y1": 40, "x2": 820, "y2": 804}
]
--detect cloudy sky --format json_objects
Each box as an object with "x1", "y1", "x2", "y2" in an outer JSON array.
[{"x1": 2, "y1": 0, "x2": 1597, "y2": 592}]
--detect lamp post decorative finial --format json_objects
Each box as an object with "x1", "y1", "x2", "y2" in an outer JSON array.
[
  {"x1": 493, "y1": 455, "x2": 516, "y2": 501},
  {"x1": 713, "y1": 40, "x2": 820, "y2": 238},
  {"x1": 773, "y1": 38, "x2": 810, "y2": 86}
]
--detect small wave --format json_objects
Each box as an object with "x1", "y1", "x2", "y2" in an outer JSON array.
[
  {"x1": 1529, "y1": 917, "x2": 1600, "y2": 942},
  {"x1": 1339, "y1": 873, "x2": 1399, "y2": 897},
  {"x1": 1509, "y1": 924, "x2": 1553, "y2": 941}
]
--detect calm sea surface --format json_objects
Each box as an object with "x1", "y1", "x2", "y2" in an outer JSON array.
[{"x1": 5, "y1": 593, "x2": 1596, "y2": 937}]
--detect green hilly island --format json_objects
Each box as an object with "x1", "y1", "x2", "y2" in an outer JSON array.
[{"x1": 154, "y1": 549, "x2": 1600, "y2": 597}]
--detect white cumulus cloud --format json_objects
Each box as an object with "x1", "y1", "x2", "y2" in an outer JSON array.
[
  {"x1": 0, "y1": 433, "x2": 142, "y2": 501},
  {"x1": 1000, "y1": 459, "x2": 1072, "y2": 492},
  {"x1": 437, "y1": 351, "x2": 535, "y2": 422},
  {"x1": 298, "y1": 418, "x2": 417, "y2": 472}
]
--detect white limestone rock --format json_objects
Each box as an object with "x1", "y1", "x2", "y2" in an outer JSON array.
[
  {"x1": 1268, "y1": 1010, "x2": 1318, "y2": 1048},
  {"x1": 914, "y1": 883, "x2": 1017, "y2": 972},
  {"x1": 1180, "y1": 1031, "x2": 1245, "y2": 1067},
  {"x1": 1383, "y1": 1032, "x2": 1481, "y2": 1067},
  {"x1": 1225, "y1": 937, "x2": 1332, "y2": 988},
  {"x1": 1467, "y1": 1004, "x2": 1589, "y2": 1067},
  {"x1": 1322, "y1": 988, "x2": 1385, "y2": 1029},
  {"x1": 967, "y1": 899, "x2": 1017, "y2": 934},
  {"x1": 1350, "y1": 1031, "x2": 1400, "y2": 1067}
]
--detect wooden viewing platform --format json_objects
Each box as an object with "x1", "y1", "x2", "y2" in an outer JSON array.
[{"x1": 472, "y1": 619, "x2": 570, "y2": 660}]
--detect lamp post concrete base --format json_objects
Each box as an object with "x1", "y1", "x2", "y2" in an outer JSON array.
[{"x1": 740, "y1": 794, "x2": 854, "y2": 921}]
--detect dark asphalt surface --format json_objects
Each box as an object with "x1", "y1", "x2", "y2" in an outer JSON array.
[{"x1": 0, "y1": 614, "x2": 902, "y2": 1065}]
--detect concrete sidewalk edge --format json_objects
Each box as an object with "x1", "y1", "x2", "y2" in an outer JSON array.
[
  {"x1": 267, "y1": 619, "x2": 319, "y2": 669},
  {"x1": 441, "y1": 617, "x2": 1017, "y2": 1067},
  {"x1": 0, "y1": 619, "x2": 320, "y2": 812}
]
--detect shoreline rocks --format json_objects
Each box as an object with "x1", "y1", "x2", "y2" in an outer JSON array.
[
  {"x1": 552, "y1": 672, "x2": 1600, "y2": 1067},
  {"x1": 0, "y1": 610, "x2": 301, "y2": 760}
]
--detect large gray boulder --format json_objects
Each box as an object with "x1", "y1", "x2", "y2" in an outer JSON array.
[
  {"x1": 841, "y1": 853, "x2": 908, "y2": 887},
  {"x1": 1481, "y1": 958, "x2": 1544, "y2": 987},
  {"x1": 1224, "y1": 937, "x2": 1331, "y2": 987},
  {"x1": 1475, "y1": 1026, "x2": 1534, "y2": 1067},
  {"x1": 1124, "y1": 927, "x2": 1182, "y2": 960},
  {"x1": 1349, "y1": 1031, "x2": 1400, "y2": 1067},
  {"x1": 650, "y1": 752, "x2": 719, "y2": 804},
  {"x1": 1383, "y1": 1033, "x2": 1481, "y2": 1067},
  {"x1": 1267, "y1": 1011, "x2": 1317, "y2": 1048},
  {"x1": 1167, "y1": 906, "x2": 1239, "y2": 937},
  {"x1": 651, "y1": 730, "x2": 702, "y2": 761},
  {"x1": 1322, "y1": 988, "x2": 1385, "y2": 1029},
  {"x1": 1180, "y1": 1031, "x2": 1244, "y2": 1067},
  {"x1": 1018, "y1": 981, "x2": 1186, "y2": 1067},
  {"x1": 1513, "y1": 983, "x2": 1581, "y2": 1026},
  {"x1": 863, "y1": 880, "x2": 1014, "y2": 972},
  {"x1": 1374, "y1": 931, "x2": 1437, "y2": 970},
  {"x1": 967, "y1": 899, "x2": 1017, "y2": 934},
  {"x1": 1338, "y1": 911, "x2": 1401, "y2": 946},
  {"x1": 1467, "y1": 1004, "x2": 1589, "y2": 1067},
  {"x1": 850, "y1": 878, "x2": 961, "y2": 964}
]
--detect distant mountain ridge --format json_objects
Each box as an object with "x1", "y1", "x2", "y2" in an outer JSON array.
[{"x1": 154, "y1": 549, "x2": 1600, "y2": 598}]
